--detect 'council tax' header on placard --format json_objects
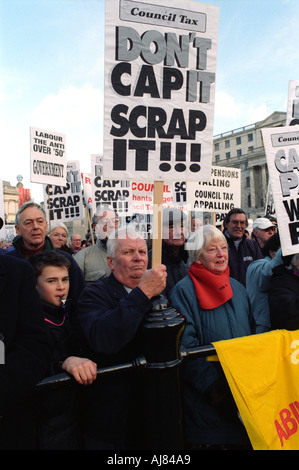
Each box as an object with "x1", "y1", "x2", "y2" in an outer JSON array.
[{"x1": 120, "y1": 0, "x2": 207, "y2": 32}]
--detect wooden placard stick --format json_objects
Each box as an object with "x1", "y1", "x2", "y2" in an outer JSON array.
[
  {"x1": 47, "y1": 184, "x2": 51, "y2": 234},
  {"x1": 151, "y1": 180, "x2": 164, "y2": 268}
]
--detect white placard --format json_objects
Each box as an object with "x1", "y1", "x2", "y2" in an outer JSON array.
[
  {"x1": 103, "y1": 0, "x2": 219, "y2": 181},
  {"x1": 81, "y1": 172, "x2": 94, "y2": 209},
  {"x1": 187, "y1": 166, "x2": 241, "y2": 212},
  {"x1": 262, "y1": 126, "x2": 299, "y2": 256},
  {"x1": 43, "y1": 160, "x2": 83, "y2": 223},
  {"x1": 130, "y1": 180, "x2": 188, "y2": 213},
  {"x1": 30, "y1": 127, "x2": 67, "y2": 186},
  {"x1": 91, "y1": 155, "x2": 132, "y2": 216}
]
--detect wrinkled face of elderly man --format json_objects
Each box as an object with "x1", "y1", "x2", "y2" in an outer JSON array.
[
  {"x1": 253, "y1": 226, "x2": 276, "y2": 249},
  {"x1": 107, "y1": 236, "x2": 148, "y2": 289},
  {"x1": 225, "y1": 212, "x2": 247, "y2": 241},
  {"x1": 15, "y1": 206, "x2": 48, "y2": 250}
]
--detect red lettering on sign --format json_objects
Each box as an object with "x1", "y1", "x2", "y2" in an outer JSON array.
[{"x1": 275, "y1": 401, "x2": 299, "y2": 447}]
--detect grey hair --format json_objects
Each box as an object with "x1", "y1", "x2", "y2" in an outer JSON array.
[
  {"x1": 107, "y1": 224, "x2": 146, "y2": 258},
  {"x1": 16, "y1": 201, "x2": 46, "y2": 225},
  {"x1": 93, "y1": 206, "x2": 118, "y2": 224},
  {"x1": 187, "y1": 224, "x2": 227, "y2": 263},
  {"x1": 47, "y1": 221, "x2": 69, "y2": 237}
]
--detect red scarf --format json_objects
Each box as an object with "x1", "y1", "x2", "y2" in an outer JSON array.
[
  {"x1": 22, "y1": 241, "x2": 46, "y2": 259},
  {"x1": 188, "y1": 262, "x2": 233, "y2": 309}
]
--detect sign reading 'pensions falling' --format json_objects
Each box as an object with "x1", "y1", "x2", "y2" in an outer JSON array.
[{"x1": 103, "y1": 0, "x2": 219, "y2": 181}]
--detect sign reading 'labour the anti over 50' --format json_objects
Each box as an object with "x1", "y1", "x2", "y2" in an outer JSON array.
[
  {"x1": 30, "y1": 127, "x2": 67, "y2": 187},
  {"x1": 103, "y1": 0, "x2": 219, "y2": 181}
]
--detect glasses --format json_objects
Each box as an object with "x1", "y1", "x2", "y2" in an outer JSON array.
[{"x1": 230, "y1": 220, "x2": 247, "y2": 226}]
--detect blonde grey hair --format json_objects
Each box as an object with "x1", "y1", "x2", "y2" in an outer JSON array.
[
  {"x1": 47, "y1": 221, "x2": 69, "y2": 237},
  {"x1": 187, "y1": 224, "x2": 227, "y2": 263}
]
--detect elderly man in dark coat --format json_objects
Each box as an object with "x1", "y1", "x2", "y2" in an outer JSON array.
[{"x1": 76, "y1": 225, "x2": 167, "y2": 449}]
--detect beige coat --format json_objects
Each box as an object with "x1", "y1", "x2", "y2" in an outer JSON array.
[{"x1": 74, "y1": 238, "x2": 110, "y2": 284}]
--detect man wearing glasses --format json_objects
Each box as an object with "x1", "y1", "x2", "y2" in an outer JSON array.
[
  {"x1": 74, "y1": 207, "x2": 118, "y2": 284},
  {"x1": 5, "y1": 201, "x2": 85, "y2": 301},
  {"x1": 223, "y1": 208, "x2": 263, "y2": 287}
]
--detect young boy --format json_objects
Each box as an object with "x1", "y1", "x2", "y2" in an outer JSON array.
[{"x1": 29, "y1": 250, "x2": 97, "y2": 449}]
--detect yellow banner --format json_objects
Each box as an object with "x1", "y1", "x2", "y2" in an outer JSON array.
[{"x1": 212, "y1": 330, "x2": 299, "y2": 450}]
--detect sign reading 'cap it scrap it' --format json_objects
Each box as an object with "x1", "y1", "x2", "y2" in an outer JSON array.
[{"x1": 103, "y1": 0, "x2": 219, "y2": 182}]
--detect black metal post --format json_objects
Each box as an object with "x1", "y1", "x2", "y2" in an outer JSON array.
[{"x1": 141, "y1": 295, "x2": 186, "y2": 450}]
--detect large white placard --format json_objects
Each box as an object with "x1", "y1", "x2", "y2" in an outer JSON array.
[
  {"x1": 130, "y1": 180, "x2": 188, "y2": 213},
  {"x1": 187, "y1": 166, "x2": 241, "y2": 213},
  {"x1": 81, "y1": 173, "x2": 94, "y2": 209},
  {"x1": 43, "y1": 160, "x2": 83, "y2": 223},
  {"x1": 262, "y1": 126, "x2": 299, "y2": 256},
  {"x1": 91, "y1": 155, "x2": 132, "y2": 216},
  {"x1": 103, "y1": 0, "x2": 219, "y2": 181},
  {"x1": 30, "y1": 127, "x2": 67, "y2": 186}
]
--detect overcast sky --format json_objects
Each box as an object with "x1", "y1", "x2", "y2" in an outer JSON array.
[{"x1": 1, "y1": 0, "x2": 298, "y2": 202}]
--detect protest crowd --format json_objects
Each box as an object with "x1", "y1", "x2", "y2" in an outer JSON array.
[
  {"x1": 0, "y1": 198, "x2": 294, "y2": 451},
  {"x1": 3, "y1": 0, "x2": 299, "y2": 452}
]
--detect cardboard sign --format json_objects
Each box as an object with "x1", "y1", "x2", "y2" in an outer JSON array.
[
  {"x1": 262, "y1": 126, "x2": 299, "y2": 256},
  {"x1": 103, "y1": 0, "x2": 219, "y2": 181},
  {"x1": 30, "y1": 127, "x2": 67, "y2": 186},
  {"x1": 187, "y1": 166, "x2": 241, "y2": 213},
  {"x1": 81, "y1": 172, "x2": 94, "y2": 209},
  {"x1": 130, "y1": 180, "x2": 188, "y2": 214},
  {"x1": 43, "y1": 160, "x2": 83, "y2": 223},
  {"x1": 91, "y1": 154, "x2": 132, "y2": 216}
]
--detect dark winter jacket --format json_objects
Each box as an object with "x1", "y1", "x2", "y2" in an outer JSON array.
[
  {"x1": 0, "y1": 255, "x2": 51, "y2": 449},
  {"x1": 269, "y1": 265, "x2": 299, "y2": 330},
  {"x1": 35, "y1": 300, "x2": 85, "y2": 450},
  {"x1": 223, "y1": 231, "x2": 263, "y2": 286},
  {"x1": 148, "y1": 241, "x2": 189, "y2": 296},
  {"x1": 75, "y1": 273, "x2": 154, "y2": 448}
]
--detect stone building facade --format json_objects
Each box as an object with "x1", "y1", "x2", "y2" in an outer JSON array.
[{"x1": 212, "y1": 111, "x2": 286, "y2": 220}]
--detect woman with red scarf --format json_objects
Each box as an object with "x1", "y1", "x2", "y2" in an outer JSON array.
[{"x1": 169, "y1": 224, "x2": 254, "y2": 449}]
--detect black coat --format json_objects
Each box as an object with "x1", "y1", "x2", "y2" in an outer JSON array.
[
  {"x1": 0, "y1": 255, "x2": 52, "y2": 449},
  {"x1": 224, "y1": 232, "x2": 263, "y2": 287},
  {"x1": 35, "y1": 301, "x2": 84, "y2": 450},
  {"x1": 269, "y1": 265, "x2": 299, "y2": 330},
  {"x1": 76, "y1": 273, "x2": 154, "y2": 449},
  {"x1": 148, "y1": 241, "x2": 189, "y2": 296}
]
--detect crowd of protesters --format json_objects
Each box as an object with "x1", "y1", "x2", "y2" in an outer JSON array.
[{"x1": 0, "y1": 201, "x2": 296, "y2": 450}]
